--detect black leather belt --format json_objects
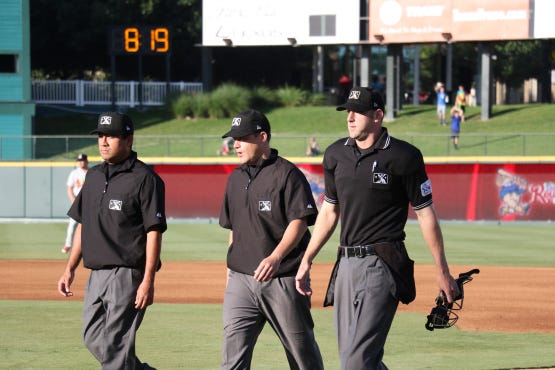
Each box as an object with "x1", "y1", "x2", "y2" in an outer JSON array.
[{"x1": 338, "y1": 245, "x2": 376, "y2": 258}]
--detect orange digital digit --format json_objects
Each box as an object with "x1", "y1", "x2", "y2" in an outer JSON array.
[
  {"x1": 124, "y1": 27, "x2": 140, "y2": 53},
  {"x1": 151, "y1": 28, "x2": 169, "y2": 53}
]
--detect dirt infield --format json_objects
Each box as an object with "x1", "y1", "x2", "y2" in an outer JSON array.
[{"x1": 1, "y1": 260, "x2": 554, "y2": 333}]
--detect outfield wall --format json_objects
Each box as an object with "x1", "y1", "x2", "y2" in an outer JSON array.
[
  {"x1": 1, "y1": 159, "x2": 554, "y2": 221},
  {"x1": 156, "y1": 161, "x2": 555, "y2": 222}
]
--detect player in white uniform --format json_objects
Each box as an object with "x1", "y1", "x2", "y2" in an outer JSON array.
[{"x1": 61, "y1": 153, "x2": 88, "y2": 253}]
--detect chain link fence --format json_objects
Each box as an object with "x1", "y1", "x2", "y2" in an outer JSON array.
[{"x1": 1, "y1": 133, "x2": 554, "y2": 161}]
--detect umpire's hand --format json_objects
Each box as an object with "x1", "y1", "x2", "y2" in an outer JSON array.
[
  {"x1": 57, "y1": 269, "x2": 75, "y2": 297},
  {"x1": 254, "y1": 255, "x2": 281, "y2": 282},
  {"x1": 295, "y1": 260, "x2": 312, "y2": 296}
]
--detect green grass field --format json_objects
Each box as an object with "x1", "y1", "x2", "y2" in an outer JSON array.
[
  {"x1": 35, "y1": 103, "x2": 555, "y2": 159},
  {"x1": 1, "y1": 221, "x2": 554, "y2": 369}
]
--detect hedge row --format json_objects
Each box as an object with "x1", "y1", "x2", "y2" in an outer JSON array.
[{"x1": 170, "y1": 83, "x2": 327, "y2": 119}]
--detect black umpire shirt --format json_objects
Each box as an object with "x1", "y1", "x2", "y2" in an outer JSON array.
[
  {"x1": 68, "y1": 151, "x2": 167, "y2": 270},
  {"x1": 219, "y1": 149, "x2": 318, "y2": 277},
  {"x1": 323, "y1": 127, "x2": 433, "y2": 246}
]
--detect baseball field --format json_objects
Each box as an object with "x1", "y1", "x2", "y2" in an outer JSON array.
[{"x1": 0, "y1": 221, "x2": 554, "y2": 369}]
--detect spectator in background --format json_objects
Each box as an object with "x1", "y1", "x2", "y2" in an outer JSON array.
[
  {"x1": 450, "y1": 105, "x2": 464, "y2": 150},
  {"x1": 306, "y1": 136, "x2": 321, "y2": 156},
  {"x1": 371, "y1": 74, "x2": 385, "y2": 98},
  {"x1": 468, "y1": 83, "x2": 477, "y2": 107},
  {"x1": 436, "y1": 85, "x2": 448, "y2": 126},
  {"x1": 62, "y1": 153, "x2": 88, "y2": 253},
  {"x1": 218, "y1": 137, "x2": 235, "y2": 156},
  {"x1": 338, "y1": 75, "x2": 353, "y2": 104},
  {"x1": 455, "y1": 85, "x2": 467, "y2": 114}
]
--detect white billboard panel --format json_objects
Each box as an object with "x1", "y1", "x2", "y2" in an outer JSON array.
[
  {"x1": 202, "y1": 0, "x2": 360, "y2": 46},
  {"x1": 533, "y1": 0, "x2": 555, "y2": 38}
]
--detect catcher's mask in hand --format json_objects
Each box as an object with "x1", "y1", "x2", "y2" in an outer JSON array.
[{"x1": 425, "y1": 268, "x2": 480, "y2": 331}]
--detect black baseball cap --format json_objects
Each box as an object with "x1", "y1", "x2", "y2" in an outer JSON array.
[
  {"x1": 336, "y1": 87, "x2": 385, "y2": 114},
  {"x1": 76, "y1": 153, "x2": 88, "y2": 161},
  {"x1": 222, "y1": 109, "x2": 271, "y2": 138},
  {"x1": 90, "y1": 112, "x2": 134, "y2": 136}
]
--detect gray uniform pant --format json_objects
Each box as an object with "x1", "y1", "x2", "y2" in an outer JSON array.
[
  {"x1": 221, "y1": 270, "x2": 323, "y2": 370},
  {"x1": 83, "y1": 268, "x2": 147, "y2": 370},
  {"x1": 335, "y1": 254, "x2": 399, "y2": 370}
]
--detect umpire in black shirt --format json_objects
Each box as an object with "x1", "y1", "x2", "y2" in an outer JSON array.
[
  {"x1": 58, "y1": 112, "x2": 166, "y2": 369},
  {"x1": 219, "y1": 109, "x2": 323, "y2": 370},
  {"x1": 295, "y1": 87, "x2": 459, "y2": 369}
]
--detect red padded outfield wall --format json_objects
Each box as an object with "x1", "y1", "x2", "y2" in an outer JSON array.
[{"x1": 153, "y1": 163, "x2": 555, "y2": 221}]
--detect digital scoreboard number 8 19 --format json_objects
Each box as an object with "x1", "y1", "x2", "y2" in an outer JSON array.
[{"x1": 110, "y1": 26, "x2": 170, "y2": 55}]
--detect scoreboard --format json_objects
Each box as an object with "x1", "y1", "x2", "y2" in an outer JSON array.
[{"x1": 110, "y1": 26, "x2": 170, "y2": 55}]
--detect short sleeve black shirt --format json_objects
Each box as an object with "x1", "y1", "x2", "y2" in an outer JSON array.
[
  {"x1": 68, "y1": 151, "x2": 167, "y2": 270},
  {"x1": 219, "y1": 149, "x2": 318, "y2": 276},
  {"x1": 323, "y1": 128, "x2": 432, "y2": 246}
]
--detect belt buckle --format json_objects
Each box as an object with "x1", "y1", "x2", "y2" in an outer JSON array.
[{"x1": 354, "y1": 246, "x2": 364, "y2": 258}]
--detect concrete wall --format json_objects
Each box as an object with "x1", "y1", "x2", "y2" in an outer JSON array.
[{"x1": 0, "y1": 164, "x2": 73, "y2": 218}]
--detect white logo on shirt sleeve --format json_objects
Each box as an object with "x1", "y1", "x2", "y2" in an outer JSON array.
[{"x1": 420, "y1": 179, "x2": 432, "y2": 197}]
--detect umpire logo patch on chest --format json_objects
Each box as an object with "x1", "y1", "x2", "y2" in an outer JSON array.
[
  {"x1": 259, "y1": 201, "x2": 271, "y2": 212},
  {"x1": 109, "y1": 199, "x2": 123, "y2": 211},
  {"x1": 373, "y1": 172, "x2": 389, "y2": 185}
]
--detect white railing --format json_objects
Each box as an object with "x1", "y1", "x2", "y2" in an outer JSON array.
[{"x1": 31, "y1": 80, "x2": 203, "y2": 107}]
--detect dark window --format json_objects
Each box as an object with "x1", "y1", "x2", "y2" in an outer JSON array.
[
  {"x1": 360, "y1": 19, "x2": 369, "y2": 41},
  {"x1": 0, "y1": 54, "x2": 17, "y2": 73},
  {"x1": 309, "y1": 15, "x2": 336, "y2": 36}
]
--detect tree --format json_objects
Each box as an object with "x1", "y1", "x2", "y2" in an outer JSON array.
[
  {"x1": 418, "y1": 43, "x2": 478, "y2": 95},
  {"x1": 493, "y1": 40, "x2": 545, "y2": 88}
]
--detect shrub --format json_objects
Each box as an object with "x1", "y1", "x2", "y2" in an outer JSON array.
[
  {"x1": 251, "y1": 86, "x2": 279, "y2": 109},
  {"x1": 191, "y1": 93, "x2": 211, "y2": 118},
  {"x1": 207, "y1": 102, "x2": 226, "y2": 119},
  {"x1": 276, "y1": 86, "x2": 308, "y2": 107},
  {"x1": 171, "y1": 93, "x2": 195, "y2": 118},
  {"x1": 307, "y1": 93, "x2": 328, "y2": 106},
  {"x1": 172, "y1": 84, "x2": 327, "y2": 119},
  {"x1": 209, "y1": 83, "x2": 251, "y2": 118}
]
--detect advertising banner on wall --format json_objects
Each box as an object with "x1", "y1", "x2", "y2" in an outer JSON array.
[
  {"x1": 202, "y1": 0, "x2": 359, "y2": 46},
  {"x1": 425, "y1": 163, "x2": 555, "y2": 221},
  {"x1": 368, "y1": 0, "x2": 553, "y2": 44},
  {"x1": 155, "y1": 162, "x2": 555, "y2": 221}
]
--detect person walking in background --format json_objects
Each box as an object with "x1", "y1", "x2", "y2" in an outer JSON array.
[
  {"x1": 371, "y1": 74, "x2": 385, "y2": 99},
  {"x1": 455, "y1": 85, "x2": 467, "y2": 113},
  {"x1": 468, "y1": 82, "x2": 477, "y2": 107},
  {"x1": 436, "y1": 84, "x2": 449, "y2": 126},
  {"x1": 219, "y1": 109, "x2": 324, "y2": 370},
  {"x1": 306, "y1": 136, "x2": 321, "y2": 156},
  {"x1": 57, "y1": 112, "x2": 166, "y2": 370},
  {"x1": 218, "y1": 137, "x2": 235, "y2": 156},
  {"x1": 295, "y1": 87, "x2": 459, "y2": 369},
  {"x1": 338, "y1": 75, "x2": 353, "y2": 104},
  {"x1": 62, "y1": 153, "x2": 88, "y2": 253},
  {"x1": 450, "y1": 105, "x2": 464, "y2": 150}
]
